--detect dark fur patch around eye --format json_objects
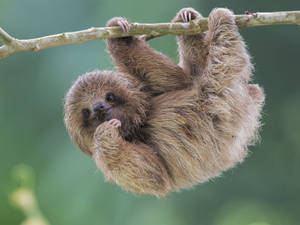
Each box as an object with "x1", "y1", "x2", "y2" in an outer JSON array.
[
  {"x1": 82, "y1": 108, "x2": 91, "y2": 119},
  {"x1": 105, "y1": 93, "x2": 116, "y2": 102},
  {"x1": 82, "y1": 119, "x2": 90, "y2": 127},
  {"x1": 105, "y1": 92, "x2": 124, "y2": 104}
]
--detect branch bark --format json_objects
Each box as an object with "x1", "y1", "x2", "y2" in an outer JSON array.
[{"x1": 0, "y1": 10, "x2": 299, "y2": 60}]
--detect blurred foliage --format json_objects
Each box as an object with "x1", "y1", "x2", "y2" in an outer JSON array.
[
  {"x1": 0, "y1": 0, "x2": 300, "y2": 224},
  {"x1": 10, "y1": 165, "x2": 49, "y2": 225}
]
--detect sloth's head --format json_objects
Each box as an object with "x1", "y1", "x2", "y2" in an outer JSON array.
[{"x1": 64, "y1": 70, "x2": 149, "y2": 155}]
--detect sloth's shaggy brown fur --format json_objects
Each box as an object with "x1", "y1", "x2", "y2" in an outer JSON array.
[{"x1": 64, "y1": 8, "x2": 264, "y2": 197}]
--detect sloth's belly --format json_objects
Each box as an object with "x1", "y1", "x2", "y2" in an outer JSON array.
[
  {"x1": 147, "y1": 88, "x2": 202, "y2": 143},
  {"x1": 144, "y1": 90, "x2": 215, "y2": 188},
  {"x1": 143, "y1": 88, "x2": 247, "y2": 189}
]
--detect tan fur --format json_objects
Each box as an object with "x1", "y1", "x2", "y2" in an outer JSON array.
[{"x1": 64, "y1": 8, "x2": 264, "y2": 197}]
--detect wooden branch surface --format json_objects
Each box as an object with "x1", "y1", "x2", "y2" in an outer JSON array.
[{"x1": 0, "y1": 11, "x2": 299, "y2": 60}]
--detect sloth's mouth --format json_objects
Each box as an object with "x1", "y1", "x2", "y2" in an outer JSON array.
[
  {"x1": 92, "y1": 108, "x2": 113, "y2": 127},
  {"x1": 83, "y1": 108, "x2": 113, "y2": 130}
]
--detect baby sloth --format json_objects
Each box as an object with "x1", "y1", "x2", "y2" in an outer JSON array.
[{"x1": 64, "y1": 8, "x2": 264, "y2": 197}]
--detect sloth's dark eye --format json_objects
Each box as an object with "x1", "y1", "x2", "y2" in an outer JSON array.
[
  {"x1": 105, "y1": 93, "x2": 116, "y2": 102},
  {"x1": 82, "y1": 108, "x2": 91, "y2": 119}
]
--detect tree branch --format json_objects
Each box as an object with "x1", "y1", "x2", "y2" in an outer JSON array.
[{"x1": 0, "y1": 10, "x2": 299, "y2": 60}]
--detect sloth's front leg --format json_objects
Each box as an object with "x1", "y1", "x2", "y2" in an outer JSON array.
[
  {"x1": 106, "y1": 17, "x2": 190, "y2": 95},
  {"x1": 92, "y1": 119, "x2": 171, "y2": 197},
  {"x1": 173, "y1": 8, "x2": 208, "y2": 77}
]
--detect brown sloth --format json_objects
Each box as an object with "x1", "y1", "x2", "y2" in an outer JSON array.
[{"x1": 64, "y1": 8, "x2": 264, "y2": 197}]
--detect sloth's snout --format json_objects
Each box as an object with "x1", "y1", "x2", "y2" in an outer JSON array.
[{"x1": 93, "y1": 102, "x2": 111, "y2": 113}]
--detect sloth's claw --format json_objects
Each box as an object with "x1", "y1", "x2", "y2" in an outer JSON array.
[
  {"x1": 117, "y1": 19, "x2": 130, "y2": 32},
  {"x1": 108, "y1": 119, "x2": 121, "y2": 128},
  {"x1": 180, "y1": 9, "x2": 197, "y2": 22},
  {"x1": 107, "y1": 17, "x2": 130, "y2": 32}
]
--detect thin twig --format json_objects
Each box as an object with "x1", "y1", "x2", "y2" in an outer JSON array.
[
  {"x1": 0, "y1": 27, "x2": 14, "y2": 44},
  {"x1": 0, "y1": 10, "x2": 299, "y2": 60}
]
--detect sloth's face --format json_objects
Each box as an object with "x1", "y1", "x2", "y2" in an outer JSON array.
[
  {"x1": 80, "y1": 91, "x2": 125, "y2": 130},
  {"x1": 64, "y1": 70, "x2": 149, "y2": 155}
]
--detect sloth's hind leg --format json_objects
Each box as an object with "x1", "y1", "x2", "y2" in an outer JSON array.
[{"x1": 203, "y1": 8, "x2": 252, "y2": 88}]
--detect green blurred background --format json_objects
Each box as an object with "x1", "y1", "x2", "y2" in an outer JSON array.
[{"x1": 1, "y1": 0, "x2": 300, "y2": 224}]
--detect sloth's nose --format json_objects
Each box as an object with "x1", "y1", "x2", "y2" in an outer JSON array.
[{"x1": 93, "y1": 102, "x2": 110, "y2": 113}]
